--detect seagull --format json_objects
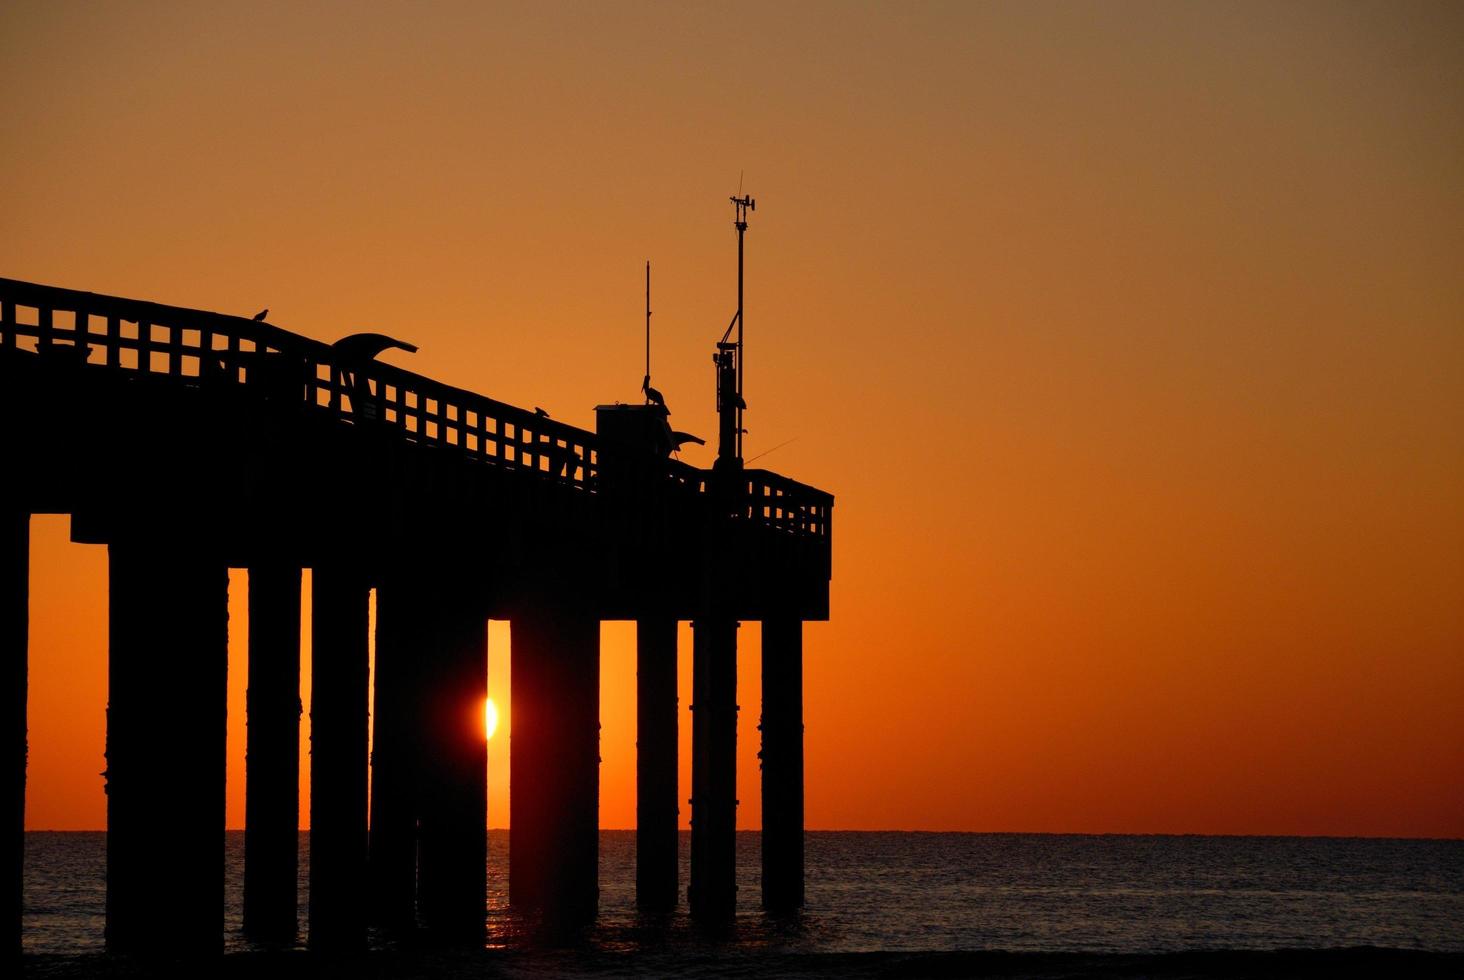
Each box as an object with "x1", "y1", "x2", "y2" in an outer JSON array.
[
  {"x1": 534, "y1": 407, "x2": 550, "y2": 418},
  {"x1": 252, "y1": 309, "x2": 269, "y2": 322},
  {"x1": 671, "y1": 431, "x2": 705, "y2": 450}
]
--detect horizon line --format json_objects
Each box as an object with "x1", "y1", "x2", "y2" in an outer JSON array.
[{"x1": 22, "y1": 828, "x2": 1464, "y2": 843}]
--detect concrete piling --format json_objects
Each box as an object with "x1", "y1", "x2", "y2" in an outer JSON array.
[
  {"x1": 2, "y1": 512, "x2": 27, "y2": 956},
  {"x1": 368, "y1": 577, "x2": 424, "y2": 933},
  {"x1": 689, "y1": 618, "x2": 738, "y2": 920},
  {"x1": 416, "y1": 588, "x2": 487, "y2": 941},
  {"x1": 105, "y1": 541, "x2": 228, "y2": 953},
  {"x1": 635, "y1": 617, "x2": 679, "y2": 912},
  {"x1": 510, "y1": 606, "x2": 599, "y2": 925},
  {"x1": 307, "y1": 568, "x2": 370, "y2": 951},
  {"x1": 242, "y1": 565, "x2": 302, "y2": 942},
  {"x1": 760, "y1": 617, "x2": 804, "y2": 913}
]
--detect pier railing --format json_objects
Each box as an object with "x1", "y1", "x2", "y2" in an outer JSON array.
[{"x1": 0, "y1": 277, "x2": 831, "y2": 540}]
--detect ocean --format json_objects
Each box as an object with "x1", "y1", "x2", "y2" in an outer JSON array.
[{"x1": 20, "y1": 831, "x2": 1464, "y2": 955}]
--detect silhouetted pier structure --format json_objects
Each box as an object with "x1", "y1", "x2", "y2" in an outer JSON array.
[{"x1": 0, "y1": 273, "x2": 831, "y2": 953}]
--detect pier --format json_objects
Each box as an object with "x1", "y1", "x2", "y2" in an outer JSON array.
[{"x1": 0, "y1": 265, "x2": 831, "y2": 951}]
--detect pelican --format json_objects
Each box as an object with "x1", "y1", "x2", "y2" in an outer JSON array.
[
  {"x1": 642, "y1": 375, "x2": 667, "y2": 411},
  {"x1": 331, "y1": 332, "x2": 418, "y2": 361},
  {"x1": 330, "y1": 332, "x2": 417, "y2": 424}
]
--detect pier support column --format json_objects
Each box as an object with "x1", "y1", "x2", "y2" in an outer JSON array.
[
  {"x1": 308, "y1": 568, "x2": 370, "y2": 951},
  {"x1": 509, "y1": 605, "x2": 599, "y2": 924},
  {"x1": 416, "y1": 588, "x2": 487, "y2": 942},
  {"x1": 368, "y1": 578, "x2": 423, "y2": 933},
  {"x1": 2, "y1": 512, "x2": 27, "y2": 956},
  {"x1": 242, "y1": 565, "x2": 301, "y2": 943},
  {"x1": 635, "y1": 618, "x2": 678, "y2": 912},
  {"x1": 689, "y1": 618, "x2": 738, "y2": 920},
  {"x1": 106, "y1": 541, "x2": 228, "y2": 953},
  {"x1": 760, "y1": 618, "x2": 804, "y2": 913}
]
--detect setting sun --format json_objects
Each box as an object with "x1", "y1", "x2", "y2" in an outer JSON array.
[{"x1": 484, "y1": 697, "x2": 499, "y2": 741}]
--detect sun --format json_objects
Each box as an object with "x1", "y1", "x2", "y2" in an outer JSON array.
[{"x1": 484, "y1": 697, "x2": 499, "y2": 740}]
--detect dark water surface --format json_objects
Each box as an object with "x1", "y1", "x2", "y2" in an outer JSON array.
[{"x1": 21, "y1": 831, "x2": 1464, "y2": 955}]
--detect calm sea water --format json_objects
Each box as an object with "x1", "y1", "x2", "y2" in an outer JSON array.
[{"x1": 21, "y1": 831, "x2": 1464, "y2": 955}]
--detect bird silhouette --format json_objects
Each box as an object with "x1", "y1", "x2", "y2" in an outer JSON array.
[
  {"x1": 252, "y1": 309, "x2": 269, "y2": 322},
  {"x1": 329, "y1": 333, "x2": 418, "y2": 424},
  {"x1": 330, "y1": 332, "x2": 418, "y2": 360},
  {"x1": 642, "y1": 375, "x2": 667, "y2": 411},
  {"x1": 671, "y1": 431, "x2": 705, "y2": 450},
  {"x1": 534, "y1": 407, "x2": 550, "y2": 418}
]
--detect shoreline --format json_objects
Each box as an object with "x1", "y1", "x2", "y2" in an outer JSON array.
[{"x1": 19, "y1": 947, "x2": 1464, "y2": 979}]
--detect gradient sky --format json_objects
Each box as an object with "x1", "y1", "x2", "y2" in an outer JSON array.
[{"x1": 4, "y1": 1, "x2": 1461, "y2": 836}]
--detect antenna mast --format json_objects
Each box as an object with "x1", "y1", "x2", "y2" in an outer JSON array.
[
  {"x1": 715, "y1": 191, "x2": 754, "y2": 471},
  {"x1": 731, "y1": 193, "x2": 753, "y2": 460},
  {"x1": 650, "y1": 257, "x2": 655, "y2": 404}
]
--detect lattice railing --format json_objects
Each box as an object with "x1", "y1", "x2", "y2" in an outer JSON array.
[
  {"x1": 742, "y1": 468, "x2": 833, "y2": 538},
  {"x1": 0, "y1": 276, "x2": 831, "y2": 539}
]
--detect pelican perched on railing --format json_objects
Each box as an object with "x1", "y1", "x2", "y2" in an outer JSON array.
[{"x1": 331, "y1": 331, "x2": 418, "y2": 421}]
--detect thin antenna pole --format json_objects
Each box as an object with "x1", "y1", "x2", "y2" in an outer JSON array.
[
  {"x1": 731, "y1": 193, "x2": 754, "y2": 460},
  {"x1": 650, "y1": 257, "x2": 655, "y2": 404},
  {"x1": 736, "y1": 213, "x2": 743, "y2": 379}
]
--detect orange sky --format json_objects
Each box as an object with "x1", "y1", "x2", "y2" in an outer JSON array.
[{"x1": 4, "y1": 1, "x2": 1462, "y2": 837}]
